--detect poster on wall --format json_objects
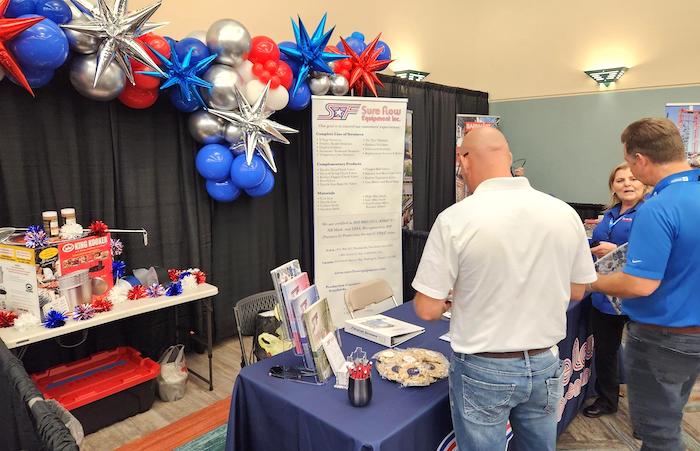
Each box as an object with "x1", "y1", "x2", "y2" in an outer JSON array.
[
  {"x1": 455, "y1": 114, "x2": 500, "y2": 202},
  {"x1": 312, "y1": 96, "x2": 408, "y2": 325},
  {"x1": 666, "y1": 103, "x2": 700, "y2": 167},
  {"x1": 403, "y1": 110, "x2": 414, "y2": 230}
]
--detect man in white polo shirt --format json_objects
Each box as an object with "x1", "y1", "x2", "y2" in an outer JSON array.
[{"x1": 413, "y1": 127, "x2": 596, "y2": 451}]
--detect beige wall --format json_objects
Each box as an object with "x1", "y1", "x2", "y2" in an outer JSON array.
[{"x1": 130, "y1": 0, "x2": 700, "y2": 100}]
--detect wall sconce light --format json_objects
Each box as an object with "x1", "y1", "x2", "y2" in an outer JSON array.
[
  {"x1": 394, "y1": 70, "x2": 430, "y2": 81},
  {"x1": 584, "y1": 67, "x2": 628, "y2": 87}
]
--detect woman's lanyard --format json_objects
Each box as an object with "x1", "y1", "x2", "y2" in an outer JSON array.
[{"x1": 606, "y1": 210, "x2": 630, "y2": 239}]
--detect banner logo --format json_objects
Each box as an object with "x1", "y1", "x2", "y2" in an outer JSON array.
[
  {"x1": 317, "y1": 103, "x2": 360, "y2": 120},
  {"x1": 558, "y1": 335, "x2": 595, "y2": 421},
  {"x1": 437, "y1": 423, "x2": 513, "y2": 450}
]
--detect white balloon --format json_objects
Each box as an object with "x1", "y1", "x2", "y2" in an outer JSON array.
[
  {"x1": 236, "y1": 60, "x2": 255, "y2": 84},
  {"x1": 266, "y1": 86, "x2": 289, "y2": 111},
  {"x1": 244, "y1": 79, "x2": 266, "y2": 106},
  {"x1": 187, "y1": 30, "x2": 207, "y2": 44}
]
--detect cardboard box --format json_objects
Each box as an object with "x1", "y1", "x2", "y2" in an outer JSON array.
[{"x1": 0, "y1": 233, "x2": 113, "y2": 320}]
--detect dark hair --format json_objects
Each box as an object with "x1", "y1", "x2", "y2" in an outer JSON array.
[{"x1": 621, "y1": 118, "x2": 685, "y2": 164}]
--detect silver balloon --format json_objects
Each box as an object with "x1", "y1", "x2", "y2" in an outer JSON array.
[
  {"x1": 187, "y1": 30, "x2": 207, "y2": 44},
  {"x1": 64, "y1": 2, "x2": 100, "y2": 54},
  {"x1": 223, "y1": 123, "x2": 243, "y2": 143},
  {"x1": 188, "y1": 111, "x2": 224, "y2": 144},
  {"x1": 70, "y1": 54, "x2": 125, "y2": 101},
  {"x1": 309, "y1": 74, "x2": 331, "y2": 96},
  {"x1": 201, "y1": 64, "x2": 240, "y2": 110},
  {"x1": 229, "y1": 140, "x2": 246, "y2": 156},
  {"x1": 330, "y1": 74, "x2": 350, "y2": 96},
  {"x1": 206, "y1": 19, "x2": 251, "y2": 67}
]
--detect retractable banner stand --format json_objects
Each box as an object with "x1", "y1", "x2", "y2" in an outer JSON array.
[
  {"x1": 312, "y1": 96, "x2": 408, "y2": 325},
  {"x1": 455, "y1": 114, "x2": 500, "y2": 203},
  {"x1": 666, "y1": 103, "x2": 700, "y2": 166}
]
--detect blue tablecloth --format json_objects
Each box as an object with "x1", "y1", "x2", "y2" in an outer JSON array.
[{"x1": 226, "y1": 298, "x2": 596, "y2": 451}]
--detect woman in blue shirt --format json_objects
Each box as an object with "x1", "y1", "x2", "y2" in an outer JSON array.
[{"x1": 583, "y1": 163, "x2": 648, "y2": 418}]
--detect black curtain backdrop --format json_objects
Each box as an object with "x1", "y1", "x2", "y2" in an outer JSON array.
[{"x1": 0, "y1": 67, "x2": 487, "y2": 372}]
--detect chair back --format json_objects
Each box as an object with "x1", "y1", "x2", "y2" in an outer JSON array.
[
  {"x1": 234, "y1": 290, "x2": 278, "y2": 336},
  {"x1": 234, "y1": 290, "x2": 279, "y2": 367},
  {"x1": 344, "y1": 279, "x2": 397, "y2": 318}
]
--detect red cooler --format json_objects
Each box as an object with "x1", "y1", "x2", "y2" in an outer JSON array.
[{"x1": 32, "y1": 347, "x2": 160, "y2": 434}]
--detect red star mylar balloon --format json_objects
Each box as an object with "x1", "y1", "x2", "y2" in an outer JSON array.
[
  {"x1": 340, "y1": 34, "x2": 393, "y2": 97},
  {"x1": 0, "y1": 0, "x2": 44, "y2": 96}
]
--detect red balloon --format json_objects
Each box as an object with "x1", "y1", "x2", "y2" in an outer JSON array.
[
  {"x1": 270, "y1": 75, "x2": 280, "y2": 89},
  {"x1": 138, "y1": 33, "x2": 171, "y2": 61},
  {"x1": 248, "y1": 36, "x2": 279, "y2": 64},
  {"x1": 264, "y1": 60, "x2": 277, "y2": 72},
  {"x1": 131, "y1": 60, "x2": 161, "y2": 90},
  {"x1": 340, "y1": 69, "x2": 351, "y2": 80},
  {"x1": 276, "y1": 61, "x2": 293, "y2": 90},
  {"x1": 118, "y1": 83, "x2": 159, "y2": 109},
  {"x1": 259, "y1": 72, "x2": 271, "y2": 84},
  {"x1": 252, "y1": 62, "x2": 264, "y2": 77}
]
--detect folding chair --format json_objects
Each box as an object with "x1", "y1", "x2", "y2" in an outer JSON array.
[
  {"x1": 233, "y1": 290, "x2": 278, "y2": 368},
  {"x1": 344, "y1": 279, "x2": 398, "y2": 319}
]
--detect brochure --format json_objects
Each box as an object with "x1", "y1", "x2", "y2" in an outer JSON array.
[
  {"x1": 302, "y1": 297, "x2": 334, "y2": 381},
  {"x1": 270, "y1": 260, "x2": 302, "y2": 342},
  {"x1": 291, "y1": 284, "x2": 320, "y2": 370},
  {"x1": 280, "y1": 273, "x2": 310, "y2": 354},
  {"x1": 594, "y1": 243, "x2": 628, "y2": 314}
]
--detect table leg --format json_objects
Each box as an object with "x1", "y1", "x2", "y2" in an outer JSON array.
[
  {"x1": 12, "y1": 345, "x2": 28, "y2": 360},
  {"x1": 206, "y1": 297, "x2": 213, "y2": 391},
  {"x1": 174, "y1": 305, "x2": 180, "y2": 345},
  {"x1": 187, "y1": 297, "x2": 214, "y2": 391}
]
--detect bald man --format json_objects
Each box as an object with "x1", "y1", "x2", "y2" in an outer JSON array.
[{"x1": 412, "y1": 128, "x2": 596, "y2": 451}]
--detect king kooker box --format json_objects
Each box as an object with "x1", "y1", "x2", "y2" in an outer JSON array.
[{"x1": 0, "y1": 233, "x2": 112, "y2": 321}]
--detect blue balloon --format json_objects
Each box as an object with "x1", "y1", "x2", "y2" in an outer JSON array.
[
  {"x1": 196, "y1": 144, "x2": 234, "y2": 182},
  {"x1": 337, "y1": 36, "x2": 365, "y2": 55},
  {"x1": 245, "y1": 169, "x2": 275, "y2": 198},
  {"x1": 375, "y1": 40, "x2": 391, "y2": 70},
  {"x1": 173, "y1": 38, "x2": 211, "y2": 66},
  {"x1": 5, "y1": 0, "x2": 37, "y2": 17},
  {"x1": 279, "y1": 41, "x2": 300, "y2": 75},
  {"x1": 230, "y1": 154, "x2": 266, "y2": 189},
  {"x1": 350, "y1": 31, "x2": 365, "y2": 42},
  {"x1": 15, "y1": 66, "x2": 54, "y2": 88},
  {"x1": 36, "y1": 0, "x2": 71, "y2": 24},
  {"x1": 287, "y1": 81, "x2": 311, "y2": 111},
  {"x1": 169, "y1": 89, "x2": 200, "y2": 112},
  {"x1": 10, "y1": 15, "x2": 68, "y2": 69},
  {"x1": 206, "y1": 179, "x2": 241, "y2": 202}
]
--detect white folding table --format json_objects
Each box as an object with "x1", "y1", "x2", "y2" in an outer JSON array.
[{"x1": 0, "y1": 283, "x2": 219, "y2": 390}]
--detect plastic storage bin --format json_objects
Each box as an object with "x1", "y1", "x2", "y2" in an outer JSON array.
[{"x1": 32, "y1": 347, "x2": 160, "y2": 434}]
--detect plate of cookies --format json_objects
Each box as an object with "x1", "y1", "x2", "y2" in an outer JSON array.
[{"x1": 373, "y1": 348, "x2": 449, "y2": 387}]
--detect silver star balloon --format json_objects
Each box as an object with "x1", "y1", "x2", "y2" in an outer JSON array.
[
  {"x1": 62, "y1": 0, "x2": 167, "y2": 87},
  {"x1": 207, "y1": 83, "x2": 298, "y2": 173}
]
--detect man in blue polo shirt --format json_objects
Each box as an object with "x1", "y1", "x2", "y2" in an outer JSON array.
[{"x1": 592, "y1": 118, "x2": 700, "y2": 451}]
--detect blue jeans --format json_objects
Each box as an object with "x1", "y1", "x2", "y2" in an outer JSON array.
[
  {"x1": 449, "y1": 350, "x2": 563, "y2": 451},
  {"x1": 625, "y1": 323, "x2": 700, "y2": 451}
]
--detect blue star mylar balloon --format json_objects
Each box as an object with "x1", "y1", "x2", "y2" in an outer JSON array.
[
  {"x1": 279, "y1": 13, "x2": 347, "y2": 96},
  {"x1": 140, "y1": 38, "x2": 217, "y2": 108}
]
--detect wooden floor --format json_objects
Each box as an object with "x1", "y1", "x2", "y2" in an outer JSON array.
[
  {"x1": 81, "y1": 338, "x2": 247, "y2": 451},
  {"x1": 81, "y1": 337, "x2": 700, "y2": 451}
]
